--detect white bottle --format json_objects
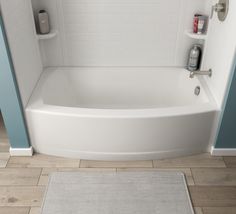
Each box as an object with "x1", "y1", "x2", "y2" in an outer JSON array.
[{"x1": 38, "y1": 10, "x2": 50, "y2": 34}]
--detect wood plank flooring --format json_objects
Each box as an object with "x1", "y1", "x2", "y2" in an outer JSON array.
[
  {"x1": 0, "y1": 153, "x2": 235, "y2": 214},
  {"x1": 1, "y1": 114, "x2": 236, "y2": 213}
]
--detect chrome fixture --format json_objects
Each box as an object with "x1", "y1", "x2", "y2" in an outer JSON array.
[
  {"x1": 194, "y1": 86, "x2": 201, "y2": 96},
  {"x1": 189, "y1": 69, "x2": 212, "y2": 78},
  {"x1": 211, "y1": 0, "x2": 229, "y2": 22}
]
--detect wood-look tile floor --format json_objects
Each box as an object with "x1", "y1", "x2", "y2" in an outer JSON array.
[
  {"x1": 1, "y1": 154, "x2": 236, "y2": 214},
  {"x1": 0, "y1": 113, "x2": 10, "y2": 155},
  {"x1": 1, "y1": 115, "x2": 236, "y2": 213}
]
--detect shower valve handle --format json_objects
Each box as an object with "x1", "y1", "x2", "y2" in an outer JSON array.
[
  {"x1": 211, "y1": 3, "x2": 225, "y2": 19},
  {"x1": 210, "y1": 0, "x2": 229, "y2": 21}
]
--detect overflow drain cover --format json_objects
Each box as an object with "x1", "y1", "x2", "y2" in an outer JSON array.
[{"x1": 195, "y1": 86, "x2": 201, "y2": 96}]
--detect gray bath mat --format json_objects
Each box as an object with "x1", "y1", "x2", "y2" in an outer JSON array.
[{"x1": 41, "y1": 171, "x2": 194, "y2": 214}]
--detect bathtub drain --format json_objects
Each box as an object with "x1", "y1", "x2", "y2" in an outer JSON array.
[{"x1": 194, "y1": 86, "x2": 201, "y2": 96}]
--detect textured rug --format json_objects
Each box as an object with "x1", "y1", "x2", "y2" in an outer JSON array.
[{"x1": 41, "y1": 171, "x2": 194, "y2": 214}]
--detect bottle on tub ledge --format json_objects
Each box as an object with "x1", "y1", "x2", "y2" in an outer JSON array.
[
  {"x1": 38, "y1": 10, "x2": 50, "y2": 34},
  {"x1": 187, "y1": 44, "x2": 202, "y2": 71}
]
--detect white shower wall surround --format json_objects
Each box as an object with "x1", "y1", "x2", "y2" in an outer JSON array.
[
  {"x1": 2, "y1": 0, "x2": 236, "y2": 159},
  {"x1": 0, "y1": 0, "x2": 43, "y2": 107},
  {"x1": 31, "y1": 0, "x2": 211, "y2": 67}
]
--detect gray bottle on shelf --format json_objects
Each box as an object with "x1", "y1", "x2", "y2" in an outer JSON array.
[
  {"x1": 38, "y1": 10, "x2": 50, "y2": 34},
  {"x1": 187, "y1": 45, "x2": 201, "y2": 71}
]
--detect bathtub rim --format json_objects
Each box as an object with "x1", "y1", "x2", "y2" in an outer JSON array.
[{"x1": 26, "y1": 66, "x2": 218, "y2": 118}]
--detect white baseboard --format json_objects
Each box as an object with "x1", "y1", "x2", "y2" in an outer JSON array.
[
  {"x1": 9, "y1": 147, "x2": 33, "y2": 156},
  {"x1": 211, "y1": 146, "x2": 236, "y2": 156}
]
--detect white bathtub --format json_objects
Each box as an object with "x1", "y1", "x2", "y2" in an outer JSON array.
[{"x1": 26, "y1": 67, "x2": 217, "y2": 160}]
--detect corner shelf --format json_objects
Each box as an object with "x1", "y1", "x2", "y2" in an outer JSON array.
[
  {"x1": 37, "y1": 30, "x2": 58, "y2": 40},
  {"x1": 185, "y1": 30, "x2": 207, "y2": 40}
]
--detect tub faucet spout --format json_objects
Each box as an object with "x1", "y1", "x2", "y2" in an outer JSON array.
[{"x1": 190, "y1": 69, "x2": 212, "y2": 78}]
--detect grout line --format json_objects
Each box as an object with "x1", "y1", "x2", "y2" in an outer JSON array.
[
  {"x1": 200, "y1": 207, "x2": 204, "y2": 214},
  {"x1": 222, "y1": 157, "x2": 228, "y2": 168},
  {"x1": 194, "y1": 207, "x2": 204, "y2": 214},
  {"x1": 28, "y1": 206, "x2": 31, "y2": 214},
  {"x1": 189, "y1": 168, "x2": 195, "y2": 186},
  {"x1": 37, "y1": 168, "x2": 43, "y2": 186},
  {"x1": 5, "y1": 154, "x2": 10, "y2": 168},
  {"x1": 79, "y1": 160, "x2": 82, "y2": 168},
  {"x1": 152, "y1": 160, "x2": 154, "y2": 168},
  {"x1": 0, "y1": 185, "x2": 46, "y2": 188}
]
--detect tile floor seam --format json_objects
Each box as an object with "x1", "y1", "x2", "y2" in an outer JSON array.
[
  {"x1": 190, "y1": 185, "x2": 236, "y2": 189},
  {"x1": 0, "y1": 185, "x2": 45, "y2": 187},
  {"x1": 222, "y1": 157, "x2": 227, "y2": 168},
  {"x1": 27, "y1": 207, "x2": 31, "y2": 214},
  {"x1": 201, "y1": 206, "x2": 236, "y2": 208},
  {"x1": 190, "y1": 168, "x2": 196, "y2": 186},
  {"x1": 1, "y1": 153, "x2": 10, "y2": 168},
  {"x1": 6, "y1": 156, "x2": 12, "y2": 168},
  {"x1": 198, "y1": 207, "x2": 204, "y2": 214},
  {"x1": 223, "y1": 157, "x2": 228, "y2": 167},
  {"x1": 37, "y1": 168, "x2": 43, "y2": 186}
]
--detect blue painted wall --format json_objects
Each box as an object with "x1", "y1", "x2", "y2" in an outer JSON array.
[
  {"x1": 215, "y1": 60, "x2": 236, "y2": 148},
  {"x1": 0, "y1": 16, "x2": 30, "y2": 148}
]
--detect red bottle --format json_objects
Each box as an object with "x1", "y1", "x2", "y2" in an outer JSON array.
[{"x1": 193, "y1": 14, "x2": 201, "y2": 33}]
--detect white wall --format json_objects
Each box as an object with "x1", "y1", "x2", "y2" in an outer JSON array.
[
  {"x1": 32, "y1": 0, "x2": 210, "y2": 67},
  {"x1": 31, "y1": 0, "x2": 63, "y2": 67},
  {"x1": 202, "y1": 0, "x2": 236, "y2": 108},
  {"x1": 0, "y1": 0, "x2": 43, "y2": 107},
  {"x1": 2, "y1": 0, "x2": 234, "y2": 110}
]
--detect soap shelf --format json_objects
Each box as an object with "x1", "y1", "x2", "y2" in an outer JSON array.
[
  {"x1": 185, "y1": 30, "x2": 207, "y2": 40},
  {"x1": 37, "y1": 30, "x2": 58, "y2": 40}
]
